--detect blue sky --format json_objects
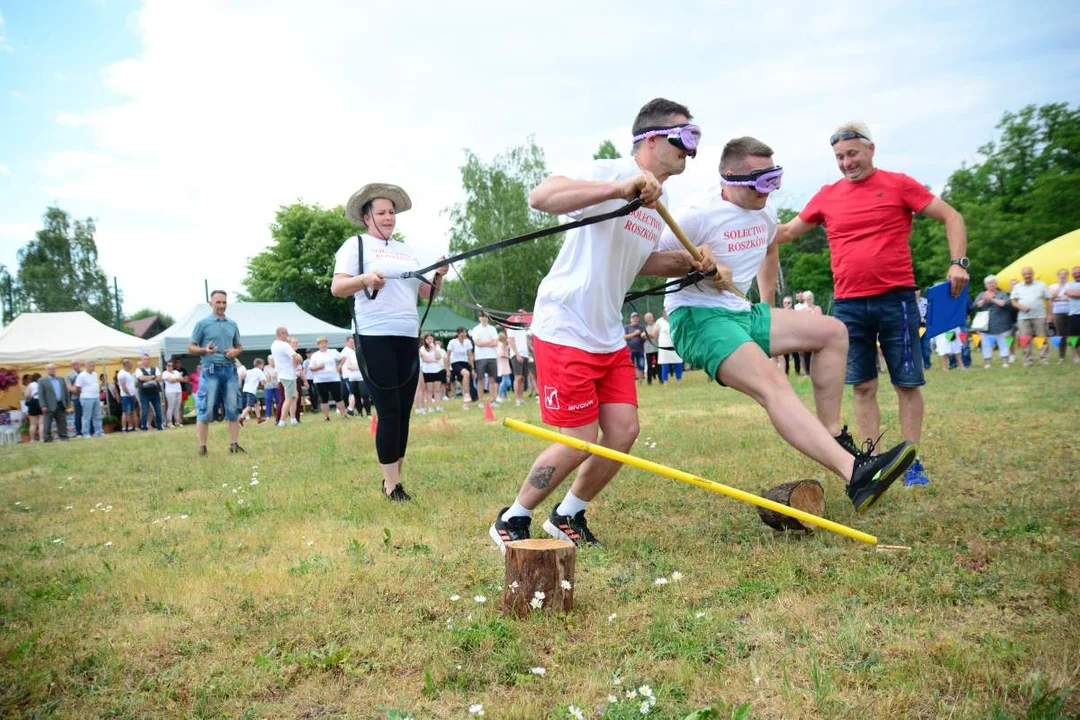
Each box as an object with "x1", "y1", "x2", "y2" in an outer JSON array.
[{"x1": 1, "y1": 0, "x2": 1078, "y2": 322}]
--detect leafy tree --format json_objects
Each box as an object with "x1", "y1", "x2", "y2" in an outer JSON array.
[
  {"x1": 127, "y1": 307, "x2": 175, "y2": 328},
  {"x1": 0, "y1": 265, "x2": 28, "y2": 325},
  {"x1": 241, "y1": 202, "x2": 358, "y2": 326},
  {"x1": 594, "y1": 140, "x2": 622, "y2": 160},
  {"x1": 444, "y1": 138, "x2": 562, "y2": 313},
  {"x1": 8, "y1": 207, "x2": 120, "y2": 326}
]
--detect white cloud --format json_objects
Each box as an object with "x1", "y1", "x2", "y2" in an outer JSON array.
[
  {"x1": 0, "y1": 10, "x2": 10, "y2": 52},
  {"x1": 30, "y1": 0, "x2": 1080, "y2": 318},
  {"x1": 0, "y1": 164, "x2": 10, "y2": 177}
]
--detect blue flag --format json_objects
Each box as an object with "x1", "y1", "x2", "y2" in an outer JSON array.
[{"x1": 925, "y1": 280, "x2": 970, "y2": 339}]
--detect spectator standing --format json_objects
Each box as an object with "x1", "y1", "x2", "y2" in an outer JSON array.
[
  {"x1": 655, "y1": 311, "x2": 683, "y2": 383},
  {"x1": 39, "y1": 363, "x2": 70, "y2": 442},
  {"x1": 495, "y1": 330, "x2": 513, "y2": 403},
  {"x1": 1065, "y1": 265, "x2": 1080, "y2": 363},
  {"x1": 23, "y1": 373, "x2": 42, "y2": 442},
  {"x1": 1048, "y1": 268, "x2": 1072, "y2": 362},
  {"x1": 241, "y1": 358, "x2": 266, "y2": 422},
  {"x1": 974, "y1": 275, "x2": 1014, "y2": 369},
  {"x1": 188, "y1": 290, "x2": 245, "y2": 455},
  {"x1": 75, "y1": 360, "x2": 104, "y2": 438},
  {"x1": 308, "y1": 336, "x2": 344, "y2": 421},
  {"x1": 116, "y1": 359, "x2": 138, "y2": 432},
  {"x1": 508, "y1": 322, "x2": 534, "y2": 404},
  {"x1": 419, "y1": 333, "x2": 446, "y2": 414},
  {"x1": 933, "y1": 328, "x2": 964, "y2": 371},
  {"x1": 162, "y1": 360, "x2": 184, "y2": 428},
  {"x1": 134, "y1": 353, "x2": 164, "y2": 431},
  {"x1": 270, "y1": 327, "x2": 301, "y2": 427},
  {"x1": 1010, "y1": 266, "x2": 1050, "y2": 366},
  {"x1": 340, "y1": 336, "x2": 372, "y2": 417},
  {"x1": 471, "y1": 313, "x2": 500, "y2": 400},
  {"x1": 65, "y1": 360, "x2": 84, "y2": 437},
  {"x1": 797, "y1": 291, "x2": 823, "y2": 375},
  {"x1": 263, "y1": 357, "x2": 279, "y2": 422},
  {"x1": 447, "y1": 327, "x2": 475, "y2": 409},
  {"x1": 624, "y1": 311, "x2": 647, "y2": 383},
  {"x1": 643, "y1": 311, "x2": 661, "y2": 384}
]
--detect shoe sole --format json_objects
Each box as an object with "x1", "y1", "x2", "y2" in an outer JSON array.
[
  {"x1": 489, "y1": 524, "x2": 509, "y2": 555},
  {"x1": 542, "y1": 519, "x2": 572, "y2": 543},
  {"x1": 855, "y1": 443, "x2": 917, "y2": 513}
]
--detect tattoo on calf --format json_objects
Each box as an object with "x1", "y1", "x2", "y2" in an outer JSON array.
[{"x1": 527, "y1": 465, "x2": 556, "y2": 490}]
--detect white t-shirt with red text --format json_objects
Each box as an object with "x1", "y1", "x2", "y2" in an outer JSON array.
[
  {"x1": 334, "y1": 234, "x2": 422, "y2": 336},
  {"x1": 531, "y1": 157, "x2": 669, "y2": 354},
  {"x1": 660, "y1": 187, "x2": 777, "y2": 313}
]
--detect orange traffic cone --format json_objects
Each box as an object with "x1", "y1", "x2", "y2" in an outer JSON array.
[
  {"x1": 369, "y1": 415, "x2": 378, "y2": 436},
  {"x1": 483, "y1": 401, "x2": 496, "y2": 422}
]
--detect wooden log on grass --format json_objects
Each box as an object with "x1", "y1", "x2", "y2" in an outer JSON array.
[
  {"x1": 757, "y1": 479, "x2": 825, "y2": 533},
  {"x1": 501, "y1": 539, "x2": 575, "y2": 618}
]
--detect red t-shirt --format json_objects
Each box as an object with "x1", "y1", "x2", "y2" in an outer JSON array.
[{"x1": 799, "y1": 169, "x2": 935, "y2": 299}]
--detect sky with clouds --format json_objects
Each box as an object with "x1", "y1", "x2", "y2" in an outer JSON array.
[{"x1": 0, "y1": 0, "x2": 1078, "y2": 323}]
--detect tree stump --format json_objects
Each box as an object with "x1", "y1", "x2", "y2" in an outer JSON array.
[
  {"x1": 501, "y1": 539, "x2": 576, "y2": 618},
  {"x1": 757, "y1": 479, "x2": 825, "y2": 533}
]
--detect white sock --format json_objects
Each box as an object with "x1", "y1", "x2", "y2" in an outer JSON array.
[
  {"x1": 502, "y1": 501, "x2": 533, "y2": 522},
  {"x1": 556, "y1": 490, "x2": 588, "y2": 518}
]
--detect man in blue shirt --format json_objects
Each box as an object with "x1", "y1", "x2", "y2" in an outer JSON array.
[{"x1": 188, "y1": 290, "x2": 244, "y2": 456}]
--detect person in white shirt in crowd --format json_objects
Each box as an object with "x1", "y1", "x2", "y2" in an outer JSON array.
[
  {"x1": 507, "y1": 321, "x2": 534, "y2": 405},
  {"x1": 308, "y1": 336, "x2": 344, "y2": 421},
  {"x1": 933, "y1": 327, "x2": 965, "y2": 372},
  {"x1": 418, "y1": 333, "x2": 446, "y2": 415},
  {"x1": 332, "y1": 183, "x2": 448, "y2": 501},
  {"x1": 65, "y1": 360, "x2": 84, "y2": 437},
  {"x1": 338, "y1": 336, "x2": 371, "y2": 417},
  {"x1": 471, "y1": 313, "x2": 500, "y2": 401},
  {"x1": 75, "y1": 360, "x2": 104, "y2": 438},
  {"x1": 643, "y1": 312, "x2": 661, "y2": 385},
  {"x1": 1065, "y1": 265, "x2": 1080, "y2": 363},
  {"x1": 262, "y1": 357, "x2": 278, "y2": 423},
  {"x1": 496, "y1": 330, "x2": 513, "y2": 403},
  {"x1": 1048, "y1": 268, "x2": 1072, "y2": 362},
  {"x1": 270, "y1": 327, "x2": 301, "y2": 427},
  {"x1": 23, "y1": 373, "x2": 42, "y2": 442},
  {"x1": 1010, "y1": 266, "x2": 1051, "y2": 366},
  {"x1": 162, "y1": 359, "x2": 184, "y2": 428},
  {"x1": 446, "y1": 326, "x2": 475, "y2": 409},
  {"x1": 489, "y1": 97, "x2": 716, "y2": 550},
  {"x1": 116, "y1": 358, "x2": 138, "y2": 432},
  {"x1": 241, "y1": 358, "x2": 266, "y2": 423},
  {"x1": 654, "y1": 311, "x2": 683, "y2": 383}
]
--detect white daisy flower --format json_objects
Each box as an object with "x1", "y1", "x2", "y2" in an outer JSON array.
[
  {"x1": 654, "y1": 577, "x2": 669, "y2": 586},
  {"x1": 104, "y1": 541, "x2": 113, "y2": 547},
  {"x1": 695, "y1": 611, "x2": 705, "y2": 619},
  {"x1": 250, "y1": 479, "x2": 259, "y2": 486},
  {"x1": 568, "y1": 705, "x2": 585, "y2": 720},
  {"x1": 560, "y1": 580, "x2": 572, "y2": 591},
  {"x1": 608, "y1": 694, "x2": 619, "y2": 704},
  {"x1": 468, "y1": 703, "x2": 484, "y2": 716},
  {"x1": 474, "y1": 595, "x2": 487, "y2": 603},
  {"x1": 450, "y1": 594, "x2": 461, "y2": 602},
  {"x1": 608, "y1": 613, "x2": 617, "y2": 622},
  {"x1": 533, "y1": 590, "x2": 545, "y2": 600},
  {"x1": 638, "y1": 685, "x2": 653, "y2": 698},
  {"x1": 529, "y1": 666, "x2": 546, "y2": 675},
  {"x1": 670, "y1": 571, "x2": 682, "y2": 582},
  {"x1": 529, "y1": 597, "x2": 543, "y2": 610}
]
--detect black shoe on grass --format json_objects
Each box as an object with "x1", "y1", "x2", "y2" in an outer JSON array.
[
  {"x1": 386, "y1": 484, "x2": 411, "y2": 502},
  {"x1": 229, "y1": 443, "x2": 247, "y2": 454},
  {"x1": 543, "y1": 508, "x2": 601, "y2": 546},
  {"x1": 198, "y1": 445, "x2": 207, "y2": 457},
  {"x1": 489, "y1": 507, "x2": 531, "y2": 554},
  {"x1": 847, "y1": 440, "x2": 917, "y2": 513}
]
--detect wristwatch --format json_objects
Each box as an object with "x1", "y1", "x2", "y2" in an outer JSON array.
[{"x1": 950, "y1": 256, "x2": 970, "y2": 269}]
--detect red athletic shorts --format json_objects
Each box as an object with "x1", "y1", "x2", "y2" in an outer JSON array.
[{"x1": 533, "y1": 336, "x2": 638, "y2": 427}]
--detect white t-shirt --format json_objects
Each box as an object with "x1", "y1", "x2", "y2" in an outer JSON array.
[
  {"x1": 162, "y1": 369, "x2": 183, "y2": 393},
  {"x1": 472, "y1": 323, "x2": 499, "y2": 360},
  {"x1": 1010, "y1": 280, "x2": 1049, "y2": 320},
  {"x1": 656, "y1": 316, "x2": 682, "y2": 365},
  {"x1": 447, "y1": 337, "x2": 473, "y2": 364},
  {"x1": 264, "y1": 365, "x2": 278, "y2": 385},
  {"x1": 420, "y1": 346, "x2": 445, "y2": 374},
  {"x1": 531, "y1": 157, "x2": 669, "y2": 353},
  {"x1": 309, "y1": 349, "x2": 341, "y2": 383},
  {"x1": 334, "y1": 234, "x2": 423, "y2": 336},
  {"x1": 1067, "y1": 280, "x2": 1080, "y2": 315},
  {"x1": 1049, "y1": 282, "x2": 1070, "y2": 315},
  {"x1": 75, "y1": 370, "x2": 100, "y2": 399},
  {"x1": 116, "y1": 369, "x2": 136, "y2": 397},
  {"x1": 242, "y1": 367, "x2": 265, "y2": 393},
  {"x1": 27, "y1": 381, "x2": 39, "y2": 400},
  {"x1": 659, "y1": 188, "x2": 777, "y2": 314},
  {"x1": 338, "y1": 346, "x2": 364, "y2": 381},
  {"x1": 507, "y1": 327, "x2": 531, "y2": 359},
  {"x1": 270, "y1": 340, "x2": 297, "y2": 380}
]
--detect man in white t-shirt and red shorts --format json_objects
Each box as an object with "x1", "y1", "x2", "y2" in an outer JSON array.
[
  {"x1": 663, "y1": 137, "x2": 916, "y2": 514},
  {"x1": 489, "y1": 97, "x2": 716, "y2": 550}
]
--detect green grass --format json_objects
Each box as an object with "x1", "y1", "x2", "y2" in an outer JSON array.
[{"x1": 1, "y1": 365, "x2": 1078, "y2": 719}]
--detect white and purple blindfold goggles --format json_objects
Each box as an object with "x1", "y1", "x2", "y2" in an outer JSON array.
[
  {"x1": 631, "y1": 124, "x2": 702, "y2": 158},
  {"x1": 720, "y1": 166, "x2": 784, "y2": 193}
]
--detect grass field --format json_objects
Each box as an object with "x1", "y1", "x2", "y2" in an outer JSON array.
[{"x1": 2, "y1": 365, "x2": 1078, "y2": 719}]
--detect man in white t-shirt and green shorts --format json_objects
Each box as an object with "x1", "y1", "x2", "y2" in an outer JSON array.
[
  {"x1": 490, "y1": 98, "x2": 716, "y2": 550},
  {"x1": 662, "y1": 137, "x2": 916, "y2": 512}
]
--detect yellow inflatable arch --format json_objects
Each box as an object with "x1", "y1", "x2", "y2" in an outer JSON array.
[{"x1": 992, "y1": 228, "x2": 1080, "y2": 287}]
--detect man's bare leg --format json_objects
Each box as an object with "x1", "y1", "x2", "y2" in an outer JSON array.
[
  {"x1": 895, "y1": 386, "x2": 923, "y2": 445},
  {"x1": 853, "y1": 378, "x2": 880, "y2": 447},
  {"x1": 767, "y1": 309, "x2": 848, "y2": 436},
  {"x1": 567, "y1": 403, "x2": 640, "y2": 500}
]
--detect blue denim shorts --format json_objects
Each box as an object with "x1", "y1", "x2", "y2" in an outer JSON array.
[
  {"x1": 121, "y1": 396, "x2": 136, "y2": 413},
  {"x1": 629, "y1": 350, "x2": 645, "y2": 371},
  {"x1": 833, "y1": 289, "x2": 925, "y2": 387},
  {"x1": 196, "y1": 364, "x2": 240, "y2": 422}
]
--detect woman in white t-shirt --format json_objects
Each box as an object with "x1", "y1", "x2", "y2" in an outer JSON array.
[
  {"x1": 162, "y1": 359, "x2": 185, "y2": 428},
  {"x1": 23, "y1": 373, "x2": 42, "y2": 442},
  {"x1": 331, "y1": 183, "x2": 447, "y2": 502},
  {"x1": 262, "y1": 357, "x2": 279, "y2": 422},
  {"x1": 655, "y1": 313, "x2": 683, "y2": 383},
  {"x1": 1049, "y1": 268, "x2": 1071, "y2": 362},
  {"x1": 308, "y1": 337, "x2": 344, "y2": 422},
  {"x1": 418, "y1": 332, "x2": 447, "y2": 414},
  {"x1": 339, "y1": 336, "x2": 371, "y2": 418}
]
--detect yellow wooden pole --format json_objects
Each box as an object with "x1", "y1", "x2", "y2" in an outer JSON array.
[{"x1": 503, "y1": 418, "x2": 878, "y2": 545}]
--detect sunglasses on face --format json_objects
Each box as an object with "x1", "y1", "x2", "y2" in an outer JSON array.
[
  {"x1": 830, "y1": 130, "x2": 870, "y2": 146},
  {"x1": 632, "y1": 124, "x2": 702, "y2": 158},
  {"x1": 720, "y1": 165, "x2": 784, "y2": 193}
]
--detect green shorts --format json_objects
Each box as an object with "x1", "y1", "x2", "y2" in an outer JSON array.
[{"x1": 669, "y1": 304, "x2": 772, "y2": 382}]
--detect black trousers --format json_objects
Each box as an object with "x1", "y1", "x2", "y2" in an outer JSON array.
[{"x1": 357, "y1": 334, "x2": 420, "y2": 465}]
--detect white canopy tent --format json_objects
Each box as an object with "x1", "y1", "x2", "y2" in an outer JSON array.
[
  {"x1": 153, "y1": 302, "x2": 351, "y2": 357},
  {"x1": 0, "y1": 311, "x2": 161, "y2": 364}
]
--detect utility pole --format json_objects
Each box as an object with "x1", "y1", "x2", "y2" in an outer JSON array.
[
  {"x1": 114, "y1": 276, "x2": 122, "y2": 329},
  {"x1": 204, "y1": 279, "x2": 209, "y2": 303}
]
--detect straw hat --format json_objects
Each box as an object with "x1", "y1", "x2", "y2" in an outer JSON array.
[{"x1": 345, "y1": 183, "x2": 412, "y2": 225}]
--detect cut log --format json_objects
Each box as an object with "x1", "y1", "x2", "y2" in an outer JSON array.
[
  {"x1": 757, "y1": 479, "x2": 826, "y2": 533},
  {"x1": 501, "y1": 538, "x2": 576, "y2": 618}
]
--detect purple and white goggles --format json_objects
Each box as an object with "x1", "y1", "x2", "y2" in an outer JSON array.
[
  {"x1": 720, "y1": 165, "x2": 784, "y2": 193},
  {"x1": 632, "y1": 123, "x2": 701, "y2": 158}
]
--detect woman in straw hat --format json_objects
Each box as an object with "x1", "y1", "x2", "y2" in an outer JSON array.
[{"x1": 331, "y1": 183, "x2": 447, "y2": 502}]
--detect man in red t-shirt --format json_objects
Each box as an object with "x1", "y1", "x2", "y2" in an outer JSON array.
[{"x1": 776, "y1": 122, "x2": 969, "y2": 487}]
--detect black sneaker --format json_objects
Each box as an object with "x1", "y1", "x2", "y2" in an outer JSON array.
[
  {"x1": 229, "y1": 443, "x2": 247, "y2": 454},
  {"x1": 835, "y1": 425, "x2": 861, "y2": 458},
  {"x1": 543, "y1": 508, "x2": 601, "y2": 546},
  {"x1": 847, "y1": 440, "x2": 917, "y2": 513},
  {"x1": 386, "y1": 484, "x2": 411, "y2": 502},
  {"x1": 198, "y1": 445, "x2": 207, "y2": 457},
  {"x1": 489, "y1": 507, "x2": 531, "y2": 554}
]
